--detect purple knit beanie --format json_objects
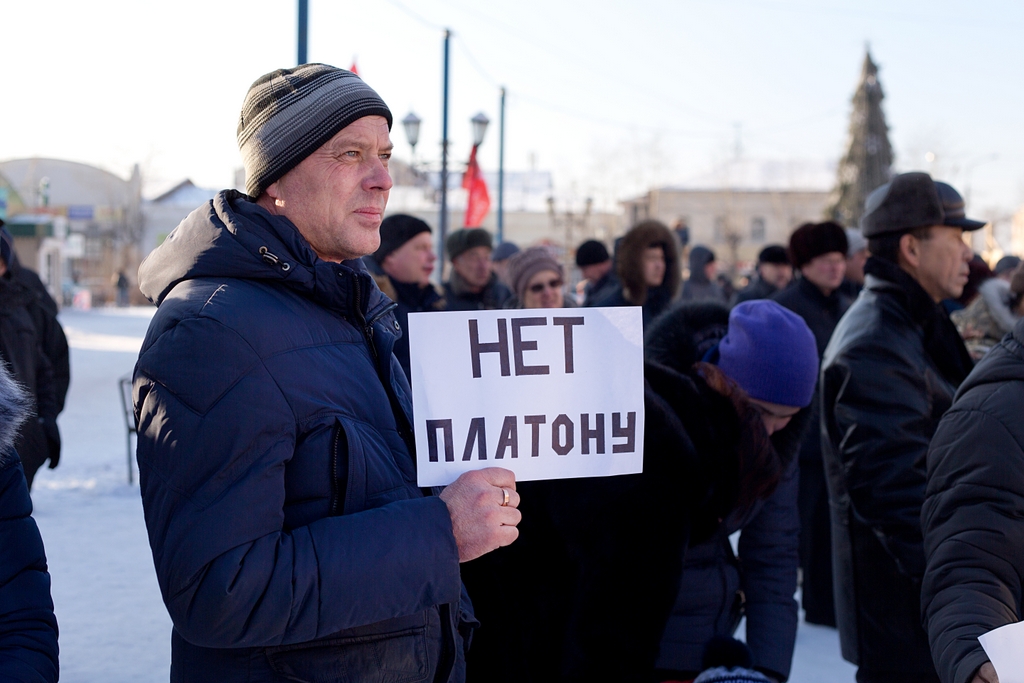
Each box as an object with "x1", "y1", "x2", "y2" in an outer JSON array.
[{"x1": 716, "y1": 300, "x2": 818, "y2": 407}]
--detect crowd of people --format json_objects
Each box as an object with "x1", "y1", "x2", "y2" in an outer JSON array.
[{"x1": 2, "y1": 63, "x2": 1022, "y2": 683}]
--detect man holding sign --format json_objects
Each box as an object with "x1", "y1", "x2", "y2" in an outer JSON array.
[{"x1": 133, "y1": 64, "x2": 518, "y2": 683}]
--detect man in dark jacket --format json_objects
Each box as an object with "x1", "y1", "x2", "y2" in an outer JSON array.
[
  {"x1": 576, "y1": 239, "x2": 617, "y2": 306},
  {"x1": 0, "y1": 223, "x2": 69, "y2": 416},
  {"x1": 0, "y1": 360, "x2": 59, "y2": 683},
  {"x1": 681, "y1": 245, "x2": 728, "y2": 304},
  {"x1": 821, "y1": 173, "x2": 980, "y2": 683},
  {"x1": 773, "y1": 221, "x2": 851, "y2": 628},
  {"x1": 921, "y1": 318, "x2": 1024, "y2": 683},
  {"x1": 443, "y1": 228, "x2": 512, "y2": 310},
  {"x1": 371, "y1": 214, "x2": 444, "y2": 381},
  {"x1": 134, "y1": 64, "x2": 521, "y2": 683},
  {"x1": 732, "y1": 244, "x2": 792, "y2": 306},
  {"x1": 0, "y1": 229, "x2": 61, "y2": 490}
]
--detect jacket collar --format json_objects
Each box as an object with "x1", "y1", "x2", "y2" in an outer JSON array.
[{"x1": 863, "y1": 256, "x2": 974, "y2": 386}]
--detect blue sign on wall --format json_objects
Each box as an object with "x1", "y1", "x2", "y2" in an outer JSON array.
[{"x1": 67, "y1": 205, "x2": 94, "y2": 220}]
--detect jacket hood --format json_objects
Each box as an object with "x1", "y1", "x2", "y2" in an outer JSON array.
[
  {"x1": 0, "y1": 361, "x2": 31, "y2": 465},
  {"x1": 955, "y1": 317, "x2": 1024, "y2": 399},
  {"x1": 615, "y1": 220, "x2": 682, "y2": 305},
  {"x1": 138, "y1": 190, "x2": 388, "y2": 317},
  {"x1": 688, "y1": 245, "x2": 715, "y2": 282}
]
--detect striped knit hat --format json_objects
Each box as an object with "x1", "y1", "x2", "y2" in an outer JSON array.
[{"x1": 237, "y1": 63, "x2": 393, "y2": 198}]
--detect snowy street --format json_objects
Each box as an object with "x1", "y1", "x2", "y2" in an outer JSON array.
[{"x1": 33, "y1": 306, "x2": 857, "y2": 682}]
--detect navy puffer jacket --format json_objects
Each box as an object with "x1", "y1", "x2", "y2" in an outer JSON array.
[
  {"x1": 134, "y1": 191, "x2": 465, "y2": 682},
  {"x1": 0, "y1": 363, "x2": 59, "y2": 682}
]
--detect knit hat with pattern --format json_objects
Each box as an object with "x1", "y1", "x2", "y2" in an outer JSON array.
[{"x1": 237, "y1": 63, "x2": 393, "y2": 198}]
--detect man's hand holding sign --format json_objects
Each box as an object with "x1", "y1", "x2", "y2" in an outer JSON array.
[{"x1": 409, "y1": 307, "x2": 645, "y2": 491}]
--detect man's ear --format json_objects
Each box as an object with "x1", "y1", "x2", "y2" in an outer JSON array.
[
  {"x1": 256, "y1": 181, "x2": 284, "y2": 214},
  {"x1": 899, "y1": 232, "x2": 920, "y2": 269}
]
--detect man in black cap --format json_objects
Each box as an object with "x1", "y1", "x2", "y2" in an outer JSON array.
[
  {"x1": 820, "y1": 172, "x2": 980, "y2": 683},
  {"x1": 443, "y1": 227, "x2": 512, "y2": 310},
  {"x1": 732, "y1": 244, "x2": 793, "y2": 305},
  {"x1": 371, "y1": 214, "x2": 445, "y2": 381},
  {"x1": 576, "y1": 239, "x2": 617, "y2": 306}
]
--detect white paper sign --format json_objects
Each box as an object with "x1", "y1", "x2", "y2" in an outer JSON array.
[
  {"x1": 979, "y1": 621, "x2": 1024, "y2": 683},
  {"x1": 409, "y1": 307, "x2": 645, "y2": 486}
]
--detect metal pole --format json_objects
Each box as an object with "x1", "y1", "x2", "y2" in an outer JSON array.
[
  {"x1": 498, "y1": 86, "x2": 506, "y2": 243},
  {"x1": 439, "y1": 29, "x2": 451, "y2": 274},
  {"x1": 297, "y1": 0, "x2": 308, "y2": 65}
]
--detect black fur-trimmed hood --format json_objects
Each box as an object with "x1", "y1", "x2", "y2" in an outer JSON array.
[
  {"x1": 0, "y1": 361, "x2": 31, "y2": 468},
  {"x1": 616, "y1": 220, "x2": 682, "y2": 305},
  {"x1": 644, "y1": 300, "x2": 810, "y2": 467}
]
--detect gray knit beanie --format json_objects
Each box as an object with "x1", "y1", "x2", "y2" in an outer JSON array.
[
  {"x1": 507, "y1": 247, "x2": 563, "y2": 302},
  {"x1": 237, "y1": 63, "x2": 393, "y2": 198}
]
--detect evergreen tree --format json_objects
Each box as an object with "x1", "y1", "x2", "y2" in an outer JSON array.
[{"x1": 827, "y1": 49, "x2": 894, "y2": 227}]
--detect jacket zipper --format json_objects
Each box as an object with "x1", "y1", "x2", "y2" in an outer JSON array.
[{"x1": 329, "y1": 423, "x2": 344, "y2": 516}]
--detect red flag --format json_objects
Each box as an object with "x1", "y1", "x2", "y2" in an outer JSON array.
[
  {"x1": 349, "y1": 59, "x2": 359, "y2": 75},
  {"x1": 462, "y1": 145, "x2": 491, "y2": 227}
]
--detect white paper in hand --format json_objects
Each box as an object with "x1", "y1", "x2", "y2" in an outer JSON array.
[
  {"x1": 978, "y1": 621, "x2": 1024, "y2": 683},
  {"x1": 408, "y1": 307, "x2": 645, "y2": 486}
]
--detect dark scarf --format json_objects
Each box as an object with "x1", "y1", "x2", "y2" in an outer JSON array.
[{"x1": 864, "y1": 256, "x2": 974, "y2": 386}]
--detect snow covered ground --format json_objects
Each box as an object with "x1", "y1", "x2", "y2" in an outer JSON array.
[{"x1": 30, "y1": 306, "x2": 857, "y2": 682}]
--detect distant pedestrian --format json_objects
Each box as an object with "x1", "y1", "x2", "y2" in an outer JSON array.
[
  {"x1": 772, "y1": 220, "x2": 851, "y2": 627},
  {"x1": 821, "y1": 172, "x2": 979, "y2": 683},
  {"x1": 371, "y1": 214, "x2": 445, "y2": 380},
  {"x1": 504, "y1": 246, "x2": 572, "y2": 309},
  {"x1": 952, "y1": 261, "x2": 1024, "y2": 360},
  {"x1": 491, "y1": 240, "x2": 520, "y2": 288},
  {"x1": 443, "y1": 227, "x2": 513, "y2": 310},
  {"x1": 575, "y1": 238, "x2": 617, "y2": 306},
  {"x1": 732, "y1": 244, "x2": 792, "y2": 305},
  {"x1": 115, "y1": 270, "x2": 130, "y2": 307},
  {"x1": 839, "y1": 227, "x2": 869, "y2": 298},
  {"x1": 0, "y1": 360, "x2": 59, "y2": 683},
  {"x1": 0, "y1": 227, "x2": 61, "y2": 490},
  {"x1": 589, "y1": 220, "x2": 681, "y2": 325},
  {"x1": 922, "y1": 316, "x2": 1024, "y2": 683},
  {"x1": 681, "y1": 245, "x2": 728, "y2": 304}
]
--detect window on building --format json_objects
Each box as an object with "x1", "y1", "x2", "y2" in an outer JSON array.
[
  {"x1": 751, "y1": 217, "x2": 766, "y2": 241},
  {"x1": 713, "y1": 216, "x2": 727, "y2": 243}
]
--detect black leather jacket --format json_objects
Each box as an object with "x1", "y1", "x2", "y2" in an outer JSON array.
[{"x1": 820, "y1": 257, "x2": 972, "y2": 669}]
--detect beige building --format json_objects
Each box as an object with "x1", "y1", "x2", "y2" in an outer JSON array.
[{"x1": 621, "y1": 159, "x2": 834, "y2": 268}]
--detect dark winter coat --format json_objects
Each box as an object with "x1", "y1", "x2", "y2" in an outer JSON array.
[
  {"x1": 772, "y1": 276, "x2": 851, "y2": 625},
  {"x1": 462, "y1": 302, "x2": 803, "y2": 682},
  {"x1": 731, "y1": 276, "x2": 780, "y2": 306},
  {"x1": 134, "y1": 191, "x2": 467, "y2": 683},
  {"x1": 581, "y1": 270, "x2": 618, "y2": 307},
  {"x1": 0, "y1": 276, "x2": 59, "y2": 487},
  {"x1": 821, "y1": 257, "x2": 973, "y2": 674},
  {"x1": 3, "y1": 252, "x2": 70, "y2": 413},
  {"x1": 681, "y1": 246, "x2": 727, "y2": 305},
  {"x1": 0, "y1": 365, "x2": 59, "y2": 683},
  {"x1": 443, "y1": 271, "x2": 512, "y2": 311},
  {"x1": 922, "y1": 318, "x2": 1024, "y2": 683},
  {"x1": 590, "y1": 221, "x2": 681, "y2": 326},
  {"x1": 374, "y1": 274, "x2": 445, "y2": 382}
]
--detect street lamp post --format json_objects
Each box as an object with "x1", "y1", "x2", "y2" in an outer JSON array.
[
  {"x1": 401, "y1": 112, "x2": 421, "y2": 165},
  {"x1": 471, "y1": 112, "x2": 490, "y2": 147}
]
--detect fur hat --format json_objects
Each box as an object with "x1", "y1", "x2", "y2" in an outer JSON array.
[
  {"x1": 446, "y1": 228, "x2": 493, "y2": 261},
  {"x1": 0, "y1": 361, "x2": 30, "y2": 463},
  {"x1": 237, "y1": 63, "x2": 392, "y2": 198},
  {"x1": 616, "y1": 220, "x2": 682, "y2": 305},
  {"x1": 374, "y1": 214, "x2": 431, "y2": 264},
  {"x1": 716, "y1": 300, "x2": 818, "y2": 408},
  {"x1": 506, "y1": 247, "x2": 563, "y2": 301},
  {"x1": 788, "y1": 222, "x2": 848, "y2": 269}
]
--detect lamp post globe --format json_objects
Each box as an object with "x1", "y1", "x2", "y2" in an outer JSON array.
[
  {"x1": 402, "y1": 111, "x2": 421, "y2": 154},
  {"x1": 471, "y1": 112, "x2": 490, "y2": 147}
]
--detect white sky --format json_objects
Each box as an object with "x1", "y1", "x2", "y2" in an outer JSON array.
[{"x1": 4, "y1": 0, "x2": 1023, "y2": 218}]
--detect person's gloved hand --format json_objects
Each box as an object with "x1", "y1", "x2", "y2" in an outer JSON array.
[{"x1": 40, "y1": 416, "x2": 61, "y2": 469}]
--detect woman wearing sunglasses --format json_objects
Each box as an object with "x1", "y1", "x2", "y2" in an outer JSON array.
[{"x1": 504, "y1": 246, "x2": 574, "y2": 309}]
